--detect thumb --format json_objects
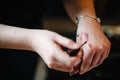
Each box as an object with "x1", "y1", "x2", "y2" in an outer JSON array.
[{"x1": 54, "y1": 34, "x2": 80, "y2": 49}]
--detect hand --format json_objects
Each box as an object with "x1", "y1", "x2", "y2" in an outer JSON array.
[
  {"x1": 76, "y1": 18, "x2": 111, "y2": 74},
  {"x1": 69, "y1": 33, "x2": 88, "y2": 76},
  {"x1": 28, "y1": 30, "x2": 81, "y2": 72}
]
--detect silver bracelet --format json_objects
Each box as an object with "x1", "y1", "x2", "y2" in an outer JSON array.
[
  {"x1": 76, "y1": 15, "x2": 101, "y2": 25},
  {"x1": 76, "y1": 15, "x2": 101, "y2": 37}
]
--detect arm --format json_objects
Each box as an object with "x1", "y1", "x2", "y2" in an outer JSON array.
[
  {"x1": 0, "y1": 24, "x2": 82, "y2": 72},
  {"x1": 0, "y1": 24, "x2": 32, "y2": 50},
  {"x1": 63, "y1": 0, "x2": 96, "y2": 23},
  {"x1": 63, "y1": 0, "x2": 111, "y2": 74}
]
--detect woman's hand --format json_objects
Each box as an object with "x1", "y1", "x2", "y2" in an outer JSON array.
[
  {"x1": 76, "y1": 17, "x2": 111, "y2": 74},
  {"x1": 0, "y1": 24, "x2": 82, "y2": 73},
  {"x1": 28, "y1": 30, "x2": 81, "y2": 72}
]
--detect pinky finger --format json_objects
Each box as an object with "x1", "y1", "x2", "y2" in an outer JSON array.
[{"x1": 97, "y1": 49, "x2": 108, "y2": 65}]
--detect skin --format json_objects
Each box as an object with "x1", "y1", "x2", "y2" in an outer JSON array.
[
  {"x1": 63, "y1": 0, "x2": 111, "y2": 74},
  {"x1": 76, "y1": 18, "x2": 111, "y2": 74}
]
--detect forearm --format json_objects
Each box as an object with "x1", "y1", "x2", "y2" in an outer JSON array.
[
  {"x1": 63, "y1": 0, "x2": 96, "y2": 23},
  {"x1": 0, "y1": 24, "x2": 32, "y2": 51}
]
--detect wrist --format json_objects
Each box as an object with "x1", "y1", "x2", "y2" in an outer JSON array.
[
  {"x1": 27, "y1": 29, "x2": 45, "y2": 53},
  {"x1": 76, "y1": 15, "x2": 102, "y2": 37},
  {"x1": 13, "y1": 28, "x2": 35, "y2": 51},
  {"x1": 26, "y1": 29, "x2": 39, "y2": 52},
  {"x1": 76, "y1": 15, "x2": 101, "y2": 25}
]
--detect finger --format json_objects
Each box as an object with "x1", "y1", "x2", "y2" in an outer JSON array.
[
  {"x1": 69, "y1": 50, "x2": 83, "y2": 76},
  {"x1": 89, "y1": 49, "x2": 103, "y2": 70},
  {"x1": 53, "y1": 43, "x2": 78, "y2": 70},
  {"x1": 54, "y1": 34, "x2": 80, "y2": 49},
  {"x1": 105, "y1": 47, "x2": 111, "y2": 58},
  {"x1": 87, "y1": 47, "x2": 110, "y2": 72},
  {"x1": 69, "y1": 59, "x2": 81, "y2": 76},
  {"x1": 69, "y1": 69, "x2": 79, "y2": 76},
  {"x1": 79, "y1": 44, "x2": 94, "y2": 74},
  {"x1": 54, "y1": 40, "x2": 84, "y2": 67},
  {"x1": 67, "y1": 40, "x2": 87, "y2": 57},
  {"x1": 44, "y1": 42, "x2": 74, "y2": 72},
  {"x1": 48, "y1": 60, "x2": 71, "y2": 72},
  {"x1": 76, "y1": 49, "x2": 83, "y2": 59},
  {"x1": 88, "y1": 46, "x2": 109, "y2": 71},
  {"x1": 70, "y1": 50, "x2": 83, "y2": 70},
  {"x1": 55, "y1": 48, "x2": 71, "y2": 66},
  {"x1": 97, "y1": 48, "x2": 108, "y2": 65},
  {"x1": 50, "y1": 53, "x2": 79, "y2": 72}
]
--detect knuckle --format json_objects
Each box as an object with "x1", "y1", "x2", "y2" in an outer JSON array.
[
  {"x1": 65, "y1": 59, "x2": 72, "y2": 67},
  {"x1": 67, "y1": 61, "x2": 73, "y2": 67},
  {"x1": 88, "y1": 46, "x2": 95, "y2": 54},
  {"x1": 99, "y1": 45, "x2": 105, "y2": 50},
  {"x1": 49, "y1": 53, "x2": 55, "y2": 60},
  {"x1": 47, "y1": 53, "x2": 56, "y2": 69},
  {"x1": 49, "y1": 50, "x2": 56, "y2": 58},
  {"x1": 86, "y1": 43, "x2": 95, "y2": 52},
  {"x1": 90, "y1": 47, "x2": 96, "y2": 52},
  {"x1": 47, "y1": 61, "x2": 54, "y2": 69}
]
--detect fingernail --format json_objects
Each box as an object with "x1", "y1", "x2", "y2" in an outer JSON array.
[
  {"x1": 82, "y1": 33, "x2": 88, "y2": 41},
  {"x1": 80, "y1": 33, "x2": 88, "y2": 42}
]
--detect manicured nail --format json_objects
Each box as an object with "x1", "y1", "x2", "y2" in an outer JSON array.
[{"x1": 80, "y1": 32, "x2": 88, "y2": 42}]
